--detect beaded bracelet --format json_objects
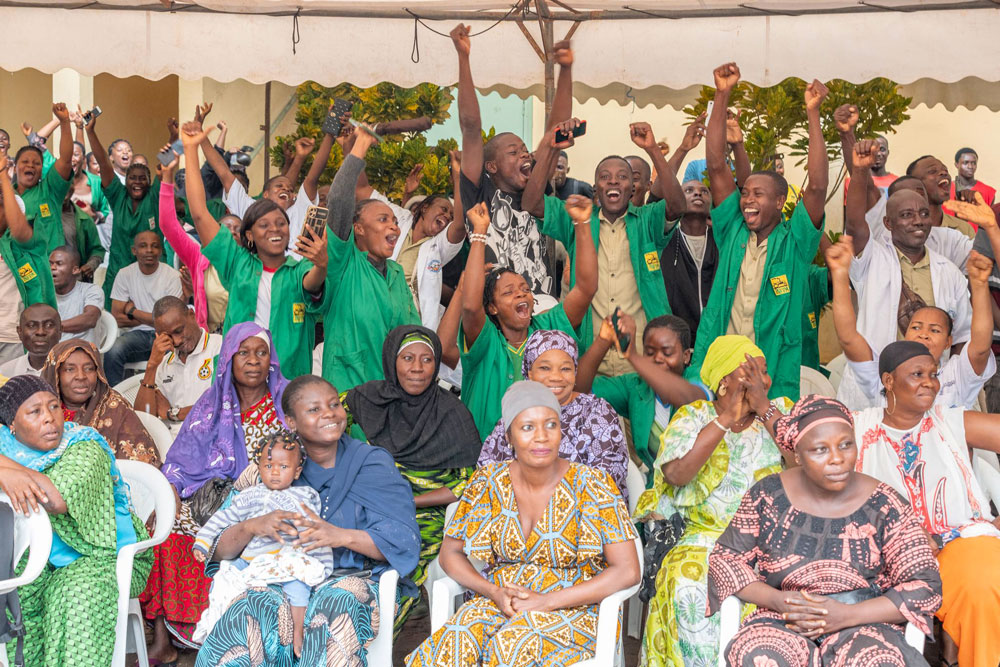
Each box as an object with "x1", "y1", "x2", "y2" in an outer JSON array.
[{"x1": 469, "y1": 233, "x2": 489, "y2": 244}]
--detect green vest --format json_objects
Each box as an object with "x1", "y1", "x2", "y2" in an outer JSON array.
[{"x1": 0, "y1": 231, "x2": 56, "y2": 309}]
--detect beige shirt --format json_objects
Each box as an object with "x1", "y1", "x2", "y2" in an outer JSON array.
[
  {"x1": 896, "y1": 248, "x2": 935, "y2": 306},
  {"x1": 0, "y1": 254, "x2": 23, "y2": 344},
  {"x1": 941, "y1": 213, "x2": 976, "y2": 240},
  {"x1": 727, "y1": 233, "x2": 768, "y2": 341},
  {"x1": 204, "y1": 265, "x2": 230, "y2": 334},
  {"x1": 395, "y1": 230, "x2": 430, "y2": 315},
  {"x1": 593, "y1": 212, "x2": 646, "y2": 377}
]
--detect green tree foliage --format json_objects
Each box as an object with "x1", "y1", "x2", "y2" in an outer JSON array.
[{"x1": 271, "y1": 81, "x2": 458, "y2": 201}]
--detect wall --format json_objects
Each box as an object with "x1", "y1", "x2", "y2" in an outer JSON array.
[
  {"x1": 0, "y1": 69, "x2": 55, "y2": 151},
  {"x1": 93, "y1": 73, "x2": 179, "y2": 164}
]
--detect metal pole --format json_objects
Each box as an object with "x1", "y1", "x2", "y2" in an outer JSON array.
[
  {"x1": 535, "y1": 0, "x2": 555, "y2": 125},
  {"x1": 262, "y1": 81, "x2": 272, "y2": 182}
]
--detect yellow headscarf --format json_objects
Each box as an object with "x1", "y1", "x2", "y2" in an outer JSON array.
[{"x1": 699, "y1": 335, "x2": 765, "y2": 392}]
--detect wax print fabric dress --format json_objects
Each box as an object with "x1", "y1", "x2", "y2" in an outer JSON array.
[
  {"x1": 637, "y1": 398, "x2": 790, "y2": 667},
  {"x1": 706, "y1": 475, "x2": 942, "y2": 666},
  {"x1": 405, "y1": 462, "x2": 638, "y2": 667}
]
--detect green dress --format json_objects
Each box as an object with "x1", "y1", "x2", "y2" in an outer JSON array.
[
  {"x1": 13, "y1": 438, "x2": 152, "y2": 667},
  {"x1": 635, "y1": 398, "x2": 789, "y2": 667}
]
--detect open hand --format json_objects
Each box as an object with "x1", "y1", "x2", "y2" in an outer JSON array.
[
  {"x1": 0, "y1": 465, "x2": 53, "y2": 514},
  {"x1": 725, "y1": 110, "x2": 743, "y2": 145},
  {"x1": 405, "y1": 163, "x2": 425, "y2": 196},
  {"x1": 967, "y1": 250, "x2": 994, "y2": 286},
  {"x1": 946, "y1": 190, "x2": 998, "y2": 228},
  {"x1": 194, "y1": 102, "x2": 213, "y2": 124},
  {"x1": 181, "y1": 121, "x2": 207, "y2": 148},
  {"x1": 680, "y1": 114, "x2": 707, "y2": 152},
  {"x1": 450, "y1": 24, "x2": 472, "y2": 56},
  {"x1": 823, "y1": 234, "x2": 854, "y2": 276},
  {"x1": 805, "y1": 79, "x2": 829, "y2": 112},
  {"x1": 70, "y1": 105, "x2": 85, "y2": 129},
  {"x1": 629, "y1": 122, "x2": 658, "y2": 151},
  {"x1": 714, "y1": 62, "x2": 741, "y2": 92},
  {"x1": 294, "y1": 503, "x2": 346, "y2": 552},
  {"x1": 833, "y1": 104, "x2": 859, "y2": 133},
  {"x1": 739, "y1": 353, "x2": 772, "y2": 417}
]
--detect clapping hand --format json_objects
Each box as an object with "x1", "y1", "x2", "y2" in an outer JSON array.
[{"x1": 946, "y1": 190, "x2": 998, "y2": 228}]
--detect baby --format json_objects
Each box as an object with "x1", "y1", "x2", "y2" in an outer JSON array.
[{"x1": 193, "y1": 430, "x2": 332, "y2": 655}]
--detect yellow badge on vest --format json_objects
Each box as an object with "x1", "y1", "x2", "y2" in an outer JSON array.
[
  {"x1": 770, "y1": 275, "x2": 790, "y2": 296},
  {"x1": 808, "y1": 311, "x2": 817, "y2": 329},
  {"x1": 39, "y1": 203, "x2": 51, "y2": 218},
  {"x1": 198, "y1": 358, "x2": 213, "y2": 380},
  {"x1": 293, "y1": 303, "x2": 305, "y2": 324},
  {"x1": 644, "y1": 251, "x2": 660, "y2": 272},
  {"x1": 18, "y1": 263, "x2": 37, "y2": 282}
]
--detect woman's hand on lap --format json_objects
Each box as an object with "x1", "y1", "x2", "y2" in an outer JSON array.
[
  {"x1": 293, "y1": 504, "x2": 346, "y2": 552},
  {"x1": 508, "y1": 584, "x2": 549, "y2": 614},
  {"x1": 249, "y1": 510, "x2": 300, "y2": 544},
  {"x1": 487, "y1": 585, "x2": 525, "y2": 618}
]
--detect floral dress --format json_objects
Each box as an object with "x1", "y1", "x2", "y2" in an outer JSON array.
[
  {"x1": 405, "y1": 462, "x2": 638, "y2": 667},
  {"x1": 636, "y1": 398, "x2": 790, "y2": 667}
]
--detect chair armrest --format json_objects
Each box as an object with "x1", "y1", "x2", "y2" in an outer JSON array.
[
  {"x1": 431, "y1": 576, "x2": 465, "y2": 632},
  {"x1": 586, "y1": 580, "x2": 640, "y2": 667}
]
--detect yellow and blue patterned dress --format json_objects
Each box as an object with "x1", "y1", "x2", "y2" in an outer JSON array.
[
  {"x1": 635, "y1": 398, "x2": 790, "y2": 667},
  {"x1": 406, "y1": 461, "x2": 637, "y2": 667}
]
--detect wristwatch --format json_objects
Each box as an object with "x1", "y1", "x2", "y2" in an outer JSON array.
[
  {"x1": 167, "y1": 406, "x2": 180, "y2": 421},
  {"x1": 126, "y1": 305, "x2": 136, "y2": 320}
]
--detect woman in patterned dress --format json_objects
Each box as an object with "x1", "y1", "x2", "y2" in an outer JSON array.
[
  {"x1": 141, "y1": 322, "x2": 290, "y2": 663},
  {"x1": 638, "y1": 335, "x2": 792, "y2": 667},
  {"x1": 40, "y1": 338, "x2": 160, "y2": 466},
  {"x1": 707, "y1": 394, "x2": 942, "y2": 666},
  {"x1": 344, "y1": 324, "x2": 482, "y2": 624},
  {"x1": 477, "y1": 329, "x2": 630, "y2": 505},
  {"x1": 406, "y1": 380, "x2": 641, "y2": 667},
  {"x1": 852, "y1": 340, "x2": 1000, "y2": 667},
  {"x1": 0, "y1": 375, "x2": 152, "y2": 666}
]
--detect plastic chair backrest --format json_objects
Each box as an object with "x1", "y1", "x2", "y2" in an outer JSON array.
[
  {"x1": 625, "y1": 460, "x2": 645, "y2": 516},
  {"x1": 113, "y1": 375, "x2": 143, "y2": 407},
  {"x1": 800, "y1": 365, "x2": 836, "y2": 398},
  {"x1": 97, "y1": 309, "x2": 119, "y2": 355},
  {"x1": 0, "y1": 495, "x2": 53, "y2": 596},
  {"x1": 135, "y1": 412, "x2": 174, "y2": 461}
]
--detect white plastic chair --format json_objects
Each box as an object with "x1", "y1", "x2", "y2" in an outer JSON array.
[
  {"x1": 624, "y1": 460, "x2": 646, "y2": 640},
  {"x1": 96, "y1": 309, "x2": 119, "y2": 355},
  {"x1": 123, "y1": 360, "x2": 148, "y2": 375},
  {"x1": 423, "y1": 501, "x2": 461, "y2": 616},
  {"x1": 312, "y1": 341, "x2": 324, "y2": 376},
  {"x1": 94, "y1": 266, "x2": 107, "y2": 289},
  {"x1": 716, "y1": 595, "x2": 925, "y2": 667},
  {"x1": 431, "y1": 537, "x2": 643, "y2": 667},
  {"x1": 135, "y1": 411, "x2": 175, "y2": 461},
  {"x1": 0, "y1": 495, "x2": 53, "y2": 667},
  {"x1": 974, "y1": 450, "x2": 1000, "y2": 516},
  {"x1": 112, "y1": 374, "x2": 143, "y2": 407},
  {"x1": 112, "y1": 460, "x2": 175, "y2": 667},
  {"x1": 800, "y1": 366, "x2": 836, "y2": 398},
  {"x1": 368, "y1": 569, "x2": 400, "y2": 667},
  {"x1": 823, "y1": 354, "x2": 847, "y2": 393}
]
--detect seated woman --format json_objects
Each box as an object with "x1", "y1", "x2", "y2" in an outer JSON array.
[
  {"x1": 344, "y1": 325, "x2": 481, "y2": 622},
  {"x1": 853, "y1": 340, "x2": 1000, "y2": 667},
  {"x1": 708, "y1": 395, "x2": 942, "y2": 666},
  {"x1": 196, "y1": 374, "x2": 420, "y2": 666},
  {"x1": 40, "y1": 339, "x2": 160, "y2": 466},
  {"x1": 0, "y1": 375, "x2": 152, "y2": 665},
  {"x1": 477, "y1": 329, "x2": 630, "y2": 505},
  {"x1": 140, "y1": 322, "x2": 289, "y2": 662},
  {"x1": 406, "y1": 381, "x2": 641, "y2": 667},
  {"x1": 639, "y1": 335, "x2": 792, "y2": 667}
]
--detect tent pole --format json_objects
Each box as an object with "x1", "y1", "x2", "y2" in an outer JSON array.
[
  {"x1": 262, "y1": 81, "x2": 272, "y2": 182},
  {"x1": 535, "y1": 0, "x2": 554, "y2": 124}
]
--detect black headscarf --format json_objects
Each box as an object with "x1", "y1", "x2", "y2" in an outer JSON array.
[
  {"x1": 878, "y1": 340, "x2": 934, "y2": 377},
  {"x1": 345, "y1": 325, "x2": 482, "y2": 470}
]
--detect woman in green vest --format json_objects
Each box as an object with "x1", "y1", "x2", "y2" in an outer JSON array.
[
  {"x1": 458, "y1": 195, "x2": 598, "y2": 440},
  {"x1": 180, "y1": 121, "x2": 328, "y2": 379}
]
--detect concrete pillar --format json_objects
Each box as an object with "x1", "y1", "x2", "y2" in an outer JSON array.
[{"x1": 51, "y1": 68, "x2": 93, "y2": 150}]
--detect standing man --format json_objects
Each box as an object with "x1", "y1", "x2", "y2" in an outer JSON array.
[
  {"x1": 907, "y1": 154, "x2": 976, "y2": 239},
  {"x1": 550, "y1": 150, "x2": 593, "y2": 200},
  {"x1": 688, "y1": 63, "x2": 829, "y2": 400},
  {"x1": 625, "y1": 155, "x2": 651, "y2": 207},
  {"x1": 949, "y1": 147, "x2": 995, "y2": 209},
  {"x1": 660, "y1": 179, "x2": 717, "y2": 340}
]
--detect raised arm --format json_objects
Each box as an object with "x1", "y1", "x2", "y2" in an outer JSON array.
[
  {"x1": 801, "y1": 80, "x2": 829, "y2": 227},
  {"x1": 666, "y1": 114, "x2": 706, "y2": 177},
  {"x1": 728, "y1": 113, "x2": 752, "y2": 189},
  {"x1": 963, "y1": 250, "x2": 995, "y2": 375},
  {"x1": 157, "y1": 152, "x2": 202, "y2": 270},
  {"x1": 214, "y1": 120, "x2": 228, "y2": 151},
  {"x1": 180, "y1": 121, "x2": 221, "y2": 246},
  {"x1": 326, "y1": 128, "x2": 376, "y2": 241},
  {"x1": 451, "y1": 24, "x2": 483, "y2": 184},
  {"x1": 545, "y1": 40, "x2": 574, "y2": 130},
  {"x1": 560, "y1": 195, "x2": 598, "y2": 328},
  {"x1": 575, "y1": 320, "x2": 614, "y2": 393},
  {"x1": 303, "y1": 133, "x2": 334, "y2": 201},
  {"x1": 0, "y1": 155, "x2": 31, "y2": 243},
  {"x1": 834, "y1": 104, "x2": 882, "y2": 213},
  {"x1": 522, "y1": 119, "x2": 579, "y2": 218},
  {"x1": 447, "y1": 149, "x2": 466, "y2": 244},
  {"x1": 635, "y1": 122, "x2": 685, "y2": 221},
  {"x1": 437, "y1": 269, "x2": 464, "y2": 369},
  {"x1": 284, "y1": 137, "x2": 314, "y2": 189},
  {"x1": 85, "y1": 115, "x2": 115, "y2": 189},
  {"x1": 825, "y1": 235, "x2": 873, "y2": 362},
  {"x1": 707, "y1": 63, "x2": 741, "y2": 205},
  {"x1": 846, "y1": 140, "x2": 879, "y2": 253},
  {"x1": 461, "y1": 202, "x2": 491, "y2": 347},
  {"x1": 48, "y1": 104, "x2": 74, "y2": 181}
]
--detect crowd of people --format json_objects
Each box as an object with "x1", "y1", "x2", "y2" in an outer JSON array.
[{"x1": 1, "y1": 23, "x2": 1000, "y2": 667}]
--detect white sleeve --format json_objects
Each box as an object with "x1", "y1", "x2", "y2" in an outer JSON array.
[
  {"x1": 849, "y1": 233, "x2": 878, "y2": 289},
  {"x1": 952, "y1": 345, "x2": 997, "y2": 409},
  {"x1": 84, "y1": 284, "x2": 105, "y2": 309},
  {"x1": 221, "y1": 180, "x2": 255, "y2": 219},
  {"x1": 162, "y1": 267, "x2": 184, "y2": 299},
  {"x1": 15, "y1": 194, "x2": 25, "y2": 214},
  {"x1": 864, "y1": 193, "x2": 890, "y2": 245},
  {"x1": 110, "y1": 267, "x2": 131, "y2": 301},
  {"x1": 928, "y1": 227, "x2": 973, "y2": 274},
  {"x1": 285, "y1": 183, "x2": 316, "y2": 250},
  {"x1": 848, "y1": 357, "x2": 883, "y2": 401},
  {"x1": 370, "y1": 189, "x2": 413, "y2": 230},
  {"x1": 948, "y1": 269, "x2": 973, "y2": 345}
]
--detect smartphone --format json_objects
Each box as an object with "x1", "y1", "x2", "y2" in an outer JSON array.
[
  {"x1": 610, "y1": 307, "x2": 631, "y2": 353},
  {"x1": 82, "y1": 106, "x2": 102, "y2": 124},
  {"x1": 706, "y1": 100, "x2": 715, "y2": 120},
  {"x1": 349, "y1": 119, "x2": 382, "y2": 143},
  {"x1": 554, "y1": 120, "x2": 587, "y2": 144},
  {"x1": 321, "y1": 98, "x2": 354, "y2": 137},
  {"x1": 304, "y1": 206, "x2": 328, "y2": 236},
  {"x1": 157, "y1": 139, "x2": 182, "y2": 167}
]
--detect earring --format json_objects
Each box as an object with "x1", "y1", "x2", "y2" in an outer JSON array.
[
  {"x1": 886, "y1": 389, "x2": 896, "y2": 416},
  {"x1": 718, "y1": 383, "x2": 727, "y2": 397}
]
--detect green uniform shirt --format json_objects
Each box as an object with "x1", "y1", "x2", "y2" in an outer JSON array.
[
  {"x1": 18, "y1": 164, "x2": 71, "y2": 254},
  {"x1": 802, "y1": 264, "x2": 830, "y2": 372},
  {"x1": 688, "y1": 190, "x2": 824, "y2": 400},
  {"x1": 203, "y1": 231, "x2": 321, "y2": 379},
  {"x1": 320, "y1": 230, "x2": 419, "y2": 393},
  {"x1": 42, "y1": 150, "x2": 111, "y2": 221},
  {"x1": 538, "y1": 195, "x2": 674, "y2": 351},
  {"x1": 0, "y1": 231, "x2": 56, "y2": 309},
  {"x1": 459, "y1": 305, "x2": 577, "y2": 441},
  {"x1": 102, "y1": 178, "x2": 163, "y2": 308},
  {"x1": 73, "y1": 208, "x2": 106, "y2": 266}
]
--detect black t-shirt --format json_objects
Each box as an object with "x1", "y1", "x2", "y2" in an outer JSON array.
[
  {"x1": 460, "y1": 168, "x2": 555, "y2": 296},
  {"x1": 552, "y1": 177, "x2": 594, "y2": 201}
]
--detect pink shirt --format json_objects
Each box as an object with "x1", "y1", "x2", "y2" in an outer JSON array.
[{"x1": 159, "y1": 182, "x2": 212, "y2": 329}]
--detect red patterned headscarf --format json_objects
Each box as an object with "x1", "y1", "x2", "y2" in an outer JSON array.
[{"x1": 773, "y1": 394, "x2": 854, "y2": 453}]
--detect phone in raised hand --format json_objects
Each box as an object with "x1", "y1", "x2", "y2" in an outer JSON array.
[{"x1": 610, "y1": 307, "x2": 631, "y2": 354}]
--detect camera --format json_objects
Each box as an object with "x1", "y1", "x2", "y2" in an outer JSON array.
[{"x1": 228, "y1": 145, "x2": 253, "y2": 169}]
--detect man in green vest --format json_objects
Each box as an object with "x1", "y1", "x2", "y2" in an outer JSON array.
[
  {"x1": 525, "y1": 120, "x2": 687, "y2": 377},
  {"x1": 687, "y1": 62, "x2": 829, "y2": 401}
]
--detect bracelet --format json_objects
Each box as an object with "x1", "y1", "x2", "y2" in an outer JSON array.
[
  {"x1": 571, "y1": 219, "x2": 590, "y2": 226},
  {"x1": 140, "y1": 381, "x2": 157, "y2": 391},
  {"x1": 711, "y1": 418, "x2": 731, "y2": 434},
  {"x1": 756, "y1": 403, "x2": 779, "y2": 424},
  {"x1": 469, "y1": 233, "x2": 488, "y2": 244}
]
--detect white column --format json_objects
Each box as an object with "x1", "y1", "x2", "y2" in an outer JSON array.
[{"x1": 51, "y1": 68, "x2": 93, "y2": 150}]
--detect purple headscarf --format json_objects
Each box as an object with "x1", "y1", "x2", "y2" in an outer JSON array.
[
  {"x1": 162, "y1": 323, "x2": 289, "y2": 498},
  {"x1": 521, "y1": 329, "x2": 579, "y2": 379}
]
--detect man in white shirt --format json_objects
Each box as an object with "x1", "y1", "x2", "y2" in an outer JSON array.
[
  {"x1": 0, "y1": 304, "x2": 61, "y2": 378},
  {"x1": 106, "y1": 231, "x2": 182, "y2": 385},
  {"x1": 134, "y1": 295, "x2": 222, "y2": 434},
  {"x1": 50, "y1": 246, "x2": 103, "y2": 345}
]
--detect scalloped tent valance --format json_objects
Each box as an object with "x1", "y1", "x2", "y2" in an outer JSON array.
[{"x1": 4, "y1": 1, "x2": 1000, "y2": 108}]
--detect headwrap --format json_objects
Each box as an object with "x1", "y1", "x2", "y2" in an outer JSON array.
[
  {"x1": 773, "y1": 394, "x2": 854, "y2": 453},
  {"x1": 163, "y1": 322, "x2": 289, "y2": 497},
  {"x1": 699, "y1": 335, "x2": 765, "y2": 392},
  {"x1": 878, "y1": 340, "x2": 934, "y2": 377},
  {"x1": 41, "y1": 339, "x2": 160, "y2": 466},
  {"x1": 521, "y1": 329, "x2": 579, "y2": 379},
  {"x1": 501, "y1": 380, "x2": 562, "y2": 431},
  {"x1": 345, "y1": 325, "x2": 482, "y2": 470},
  {"x1": 0, "y1": 375, "x2": 56, "y2": 426}
]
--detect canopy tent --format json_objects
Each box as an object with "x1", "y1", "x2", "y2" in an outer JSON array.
[{"x1": 5, "y1": 1, "x2": 1000, "y2": 108}]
